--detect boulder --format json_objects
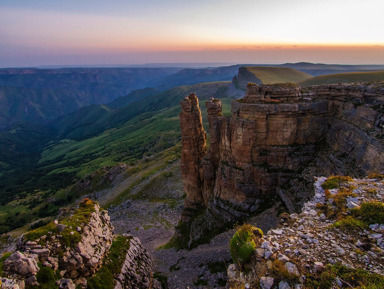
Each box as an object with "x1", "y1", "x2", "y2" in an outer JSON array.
[{"x1": 3, "y1": 251, "x2": 39, "y2": 277}]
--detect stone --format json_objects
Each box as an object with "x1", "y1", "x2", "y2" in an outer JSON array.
[
  {"x1": 57, "y1": 224, "x2": 67, "y2": 233},
  {"x1": 335, "y1": 247, "x2": 345, "y2": 255},
  {"x1": 278, "y1": 254, "x2": 290, "y2": 263},
  {"x1": 256, "y1": 248, "x2": 265, "y2": 258},
  {"x1": 59, "y1": 279, "x2": 76, "y2": 289},
  {"x1": 260, "y1": 277, "x2": 274, "y2": 289},
  {"x1": 3, "y1": 251, "x2": 39, "y2": 277},
  {"x1": 279, "y1": 281, "x2": 291, "y2": 289},
  {"x1": 314, "y1": 262, "x2": 324, "y2": 273},
  {"x1": 264, "y1": 250, "x2": 273, "y2": 259},
  {"x1": 1, "y1": 278, "x2": 21, "y2": 289},
  {"x1": 30, "y1": 248, "x2": 50, "y2": 261},
  {"x1": 285, "y1": 262, "x2": 300, "y2": 276}
]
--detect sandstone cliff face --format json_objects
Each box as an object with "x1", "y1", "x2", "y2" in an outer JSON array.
[{"x1": 178, "y1": 82, "x2": 384, "y2": 246}]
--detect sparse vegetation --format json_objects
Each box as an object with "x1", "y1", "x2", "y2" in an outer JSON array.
[
  {"x1": 87, "y1": 235, "x2": 132, "y2": 289},
  {"x1": 271, "y1": 259, "x2": 300, "y2": 283},
  {"x1": 319, "y1": 184, "x2": 356, "y2": 220},
  {"x1": 0, "y1": 252, "x2": 12, "y2": 276},
  {"x1": 305, "y1": 263, "x2": 384, "y2": 289},
  {"x1": 368, "y1": 173, "x2": 384, "y2": 180},
  {"x1": 321, "y1": 175, "x2": 353, "y2": 190},
  {"x1": 24, "y1": 198, "x2": 96, "y2": 248}
]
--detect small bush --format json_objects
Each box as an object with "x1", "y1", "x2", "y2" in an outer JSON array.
[
  {"x1": 29, "y1": 265, "x2": 58, "y2": 289},
  {"x1": 332, "y1": 216, "x2": 368, "y2": 231},
  {"x1": 352, "y1": 201, "x2": 384, "y2": 224},
  {"x1": 229, "y1": 224, "x2": 262, "y2": 268},
  {"x1": 321, "y1": 176, "x2": 352, "y2": 190}
]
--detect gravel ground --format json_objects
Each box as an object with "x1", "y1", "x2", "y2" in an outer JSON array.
[{"x1": 109, "y1": 199, "x2": 279, "y2": 288}]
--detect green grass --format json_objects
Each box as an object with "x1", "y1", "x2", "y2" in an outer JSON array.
[
  {"x1": 29, "y1": 265, "x2": 60, "y2": 289},
  {"x1": 305, "y1": 263, "x2": 384, "y2": 289},
  {"x1": 24, "y1": 198, "x2": 96, "y2": 248},
  {"x1": 87, "y1": 235, "x2": 132, "y2": 289},
  {"x1": 332, "y1": 216, "x2": 368, "y2": 231},
  {"x1": 245, "y1": 66, "x2": 312, "y2": 84},
  {"x1": 0, "y1": 79, "x2": 233, "y2": 234},
  {"x1": 300, "y1": 71, "x2": 384, "y2": 86},
  {"x1": 352, "y1": 201, "x2": 384, "y2": 225},
  {"x1": 321, "y1": 175, "x2": 353, "y2": 190}
]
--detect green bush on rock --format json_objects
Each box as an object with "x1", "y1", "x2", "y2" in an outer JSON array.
[{"x1": 229, "y1": 224, "x2": 263, "y2": 268}]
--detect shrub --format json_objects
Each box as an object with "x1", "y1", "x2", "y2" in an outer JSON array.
[
  {"x1": 352, "y1": 201, "x2": 384, "y2": 224},
  {"x1": 321, "y1": 176, "x2": 352, "y2": 190},
  {"x1": 332, "y1": 216, "x2": 368, "y2": 231},
  {"x1": 29, "y1": 265, "x2": 58, "y2": 289},
  {"x1": 229, "y1": 224, "x2": 262, "y2": 268}
]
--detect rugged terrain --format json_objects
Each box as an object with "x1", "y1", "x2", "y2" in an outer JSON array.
[
  {"x1": 177, "y1": 82, "x2": 384, "y2": 247},
  {"x1": 0, "y1": 199, "x2": 160, "y2": 289},
  {"x1": 228, "y1": 175, "x2": 384, "y2": 288}
]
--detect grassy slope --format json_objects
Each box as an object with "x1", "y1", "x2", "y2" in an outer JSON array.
[
  {"x1": 245, "y1": 66, "x2": 312, "y2": 84},
  {"x1": 0, "y1": 81, "x2": 232, "y2": 234},
  {"x1": 299, "y1": 70, "x2": 384, "y2": 86}
]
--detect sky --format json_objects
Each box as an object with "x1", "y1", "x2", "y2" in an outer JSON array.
[{"x1": 1, "y1": 0, "x2": 384, "y2": 67}]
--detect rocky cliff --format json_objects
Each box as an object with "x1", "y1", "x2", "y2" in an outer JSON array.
[
  {"x1": 0, "y1": 199, "x2": 160, "y2": 289},
  {"x1": 178, "y1": 82, "x2": 384, "y2": 247}
]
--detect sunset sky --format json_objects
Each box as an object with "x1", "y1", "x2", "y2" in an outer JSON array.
[{"x1": 1, "y1": 0, "x2": 384, "y2": 67}]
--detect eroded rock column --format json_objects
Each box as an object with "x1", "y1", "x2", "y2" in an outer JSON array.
[{"x1": 179, "y1": 93, "x2": 207, "y2": 218}]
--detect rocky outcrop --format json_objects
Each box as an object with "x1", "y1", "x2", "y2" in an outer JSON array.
[
  {"x1": 178, "y1": 82, "x2": 384, "y2": 247},
  {"x1": 115, "y1": 236, "x2": 161, "y2": 289},
  {"x1": 179, "y1": 93, "x2": 207, "y2": 222},
  {"x1": 1, "y1": 199, "x2": 159, "y2": 289},
  {"x1": 227, "y1": 176, "x2": 384, "y2": 288}
]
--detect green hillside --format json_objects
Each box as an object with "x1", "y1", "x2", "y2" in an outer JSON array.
[
  {"x1": 245, "y1": 66, "x2": 312, "y2": 84},
  {"x1": 299, "y1": 70, "x2": 384, "y2": 86},
  {"x1": 0, "y1": 81, "x2": 233, "y2": 234}
]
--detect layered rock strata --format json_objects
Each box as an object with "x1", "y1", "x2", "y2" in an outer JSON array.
[
  {"x1": 178, "y1": 82, "x2": 384, "y2": 246},
  {"x1": 179, "y1": 93, "x2": 207, "y2": 222}
]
